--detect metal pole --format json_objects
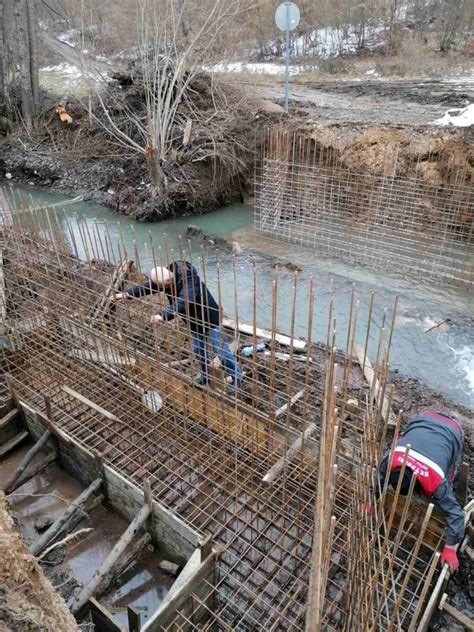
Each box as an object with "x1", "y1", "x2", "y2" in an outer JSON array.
[{"x1": 284, "y1": 12, "x2": 290, "y2": 113}]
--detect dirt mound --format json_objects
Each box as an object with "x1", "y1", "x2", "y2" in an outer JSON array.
[{"x1": 0, "y1": 493, "x2": 79, "y2": 632}]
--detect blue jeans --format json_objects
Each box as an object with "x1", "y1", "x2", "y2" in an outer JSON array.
[{"x1": 191, "y1": 327, "x2": 242, "y2": 386}]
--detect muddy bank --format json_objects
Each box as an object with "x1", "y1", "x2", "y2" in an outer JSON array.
[
  {"x1": 0, "y1": 73, "x2": 282, "y2": 221},
  {"x1": 1, "y1": 69, "x2": 473, "y2": 224},
  {"x1": 0, "y1": 492, "x2": 79, "y2": 631}
]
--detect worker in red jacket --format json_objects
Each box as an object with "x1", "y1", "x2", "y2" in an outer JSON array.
[{"x1": 378, "y1": 411, "x2": 465, "y2": 572}]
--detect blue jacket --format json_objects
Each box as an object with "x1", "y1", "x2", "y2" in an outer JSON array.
[
  {"x1": 126, "y1": 260, "x2": 220, "y2": 333},
  {"x1": 379, "y1": 412, "x2": 465, "y2": 546}
]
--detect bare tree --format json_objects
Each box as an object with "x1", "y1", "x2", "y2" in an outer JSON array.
[
  {"x1": 26, "y1": 0, "x2": 40, "y2": 115},
  {"x1": 15, "y1": 0, "x2": 34, "y2": 128},
  {"x1": 94, "y1": 0, "x2": 245, "y2": 193}
]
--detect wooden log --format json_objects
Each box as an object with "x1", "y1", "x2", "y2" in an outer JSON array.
[
  {"x1": 30, "y1": 476, "x2": 102, "y2": 556},
  {"x1": 222, "y1": 317, "x2": 307, "y2": 351},
  {"x1": 8, "y1": 451, "x2": 56, "y2": 492},
  {"x1": 274, "y1": 389, "x2": 304, "y2": 420},
  {"x1": 352, "y1": 344, "x2": 397, "y2": 426},
  {"x1": 439, "y1": 594, "x2": 474, "y2": 630},
  {"x1": 71, "y1": 503, "x2": 151, "y2": 614},
  {"x1": 3, "y1": 429, "x2": 52, "y2": 492},
  {"x1": 262, "y1": 423, "x2": 317, "y2": 486},
  {"x1": 95, "y1": 532, "x2": 151, "y2": 600}
]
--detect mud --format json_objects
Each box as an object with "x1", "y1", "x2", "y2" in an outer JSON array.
[
  {"x1": 251, "y1": 77, "x2": 474, "y2": 125},
  {"x1": 0, "y1": 445, "x2": 175, "y2": 629},
  {"x1": 0, "y1": 493, "x2": 79, "y2": 631}
]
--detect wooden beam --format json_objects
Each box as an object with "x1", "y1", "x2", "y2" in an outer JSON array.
[
  {"x1": 274, "y1": 389, "x2": 304, "y2": 420},
  {"x1": 353, "y1": 344, "x2": 397, "y2": 426},
  {"x1": 7, "y1": 451, "x2": 56, "y2": 492},
  {"x1": 89, "y1": 598, "x2": 125, "y2": 632},
  {"x1": 3, "y1": 429, "x2": 52, "y2": 492},
  {"x1": 62, "y1": 385, "x2": 121, "y2": 423},
  {"x1": 141, "y1": 550, "x2": 217, "y2": 631},
  {"x1": 71, "y1": 503, "x2": 151, "y2": 614},
  {"x1": 222, "y1": 317, "x2": 307, "y2": 351},
  {"x1": 0, "y1": 430, "x2": 29, "y2": 458},
  {"x1": 262, "y1": 423, "x2": 317, "y2": 486},
  {"x1": 439, "y1": 594, "x2": 474, "y2": 630},
  {"x1": 30, "y1": 476, "x2": 102, "y2": 556}
]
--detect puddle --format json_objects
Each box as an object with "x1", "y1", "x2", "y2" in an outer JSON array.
[{"x1": 1, "y1": 444, "x2": 173, "y2": 628}]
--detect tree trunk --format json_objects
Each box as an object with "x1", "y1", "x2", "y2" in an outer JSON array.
[
  {"x1": 15, "y1": 0, "x2": 33, "y2": 129},
  {"x1": 26, "y1": 0, "x2": 39, "y2": 116},
  {"x1": 145, "y1": 144, "x2": 166, "y2": 195},
  {"x1": 0, "y1": 1, "x2": 4, "y2": 100}
]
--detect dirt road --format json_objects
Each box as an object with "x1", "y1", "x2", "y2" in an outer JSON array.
[{"x1": 249, "y1": 77, "x2": 473, "y2": 125}]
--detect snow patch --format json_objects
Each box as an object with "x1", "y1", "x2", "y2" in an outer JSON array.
[
  {"x1": 432, "y1": 103, "x2": 474, "y2": 127},
  {"x1": 209, "y1": 62, "x2": 318, "y2": 75},
  {"x1": 40, "y1": 63, "x2": 82, "y2": 76}
]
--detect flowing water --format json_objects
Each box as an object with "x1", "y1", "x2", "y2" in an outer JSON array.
[{"x1": 3, "y1": 184, "x2": 474, "y2": 409}]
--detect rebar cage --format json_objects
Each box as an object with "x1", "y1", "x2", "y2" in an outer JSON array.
[
  {"x1": 255, "y1": 129, "x2": 474, "y2": 289},
  {"x1": 0, "y1": 194, "x2": 448, "y2": 631}
]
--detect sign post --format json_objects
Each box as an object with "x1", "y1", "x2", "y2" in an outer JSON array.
[{"x1": 275, "y1": 2, "x2": 300, "y2": 114}]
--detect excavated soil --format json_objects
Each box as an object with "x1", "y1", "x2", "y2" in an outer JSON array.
[{"x1": 0, "y1": 493, "x2": 79, "y2": 632}]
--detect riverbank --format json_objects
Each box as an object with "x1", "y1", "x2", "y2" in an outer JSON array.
[{"x1": 1, "y1": 71, "x2": 473, "y2": 222}]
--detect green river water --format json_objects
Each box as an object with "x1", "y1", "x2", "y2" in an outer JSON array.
[{"x1": 3, "y1": 184, "x2": 474, "y2": 409}]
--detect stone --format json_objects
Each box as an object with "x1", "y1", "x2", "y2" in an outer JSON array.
[
  {"x1": 159, "y1": 560, "x2": 180, "y2": 575},
  {"x1": 5, "y1": 173, "x2": 12, "y2": 180},
  {"x1": 232, "y1": 242, "x2": 243, "y2": 255},
  {"x1": 35, "y1": 515, "x2": 54, "y2": 532}
]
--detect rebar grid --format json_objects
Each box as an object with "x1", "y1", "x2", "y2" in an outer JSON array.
[
  {"x1": 0, "y1": 199, "x2": 448, "y2": 630},
  {"x1": 255, "y1": 129, "x2": 474, "y2": 288}
]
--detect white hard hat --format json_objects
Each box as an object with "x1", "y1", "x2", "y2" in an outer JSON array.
[{"x1": 149, "y1": 266, "x2": 171, "y2": 284}]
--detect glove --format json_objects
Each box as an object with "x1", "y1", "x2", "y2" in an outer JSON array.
[
  {"x1": 362, "y1": 503, "x2": 373, "y2": 515},
  {"x1": 441, "y1": 545, "x2": 459, "y2": 572}
]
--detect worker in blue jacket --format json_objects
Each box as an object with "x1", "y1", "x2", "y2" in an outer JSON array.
[
  {"x1": 379, "y1": 411, "x2": 465, "y2": 571},
  {"x1": 114, "y1": 261, "x2": 242, "y2": 390}
]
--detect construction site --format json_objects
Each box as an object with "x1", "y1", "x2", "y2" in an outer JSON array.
[{"x1": 0, "y1": 135, "x2": 473, "y2": 632}]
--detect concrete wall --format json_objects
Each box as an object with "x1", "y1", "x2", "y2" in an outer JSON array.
[{"x1": 20, "y1": 401, "x2": 200, "y2": 565}]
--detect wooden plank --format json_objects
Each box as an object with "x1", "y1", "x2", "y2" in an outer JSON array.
[
  {"x1": 262, "y1": 423, "x2": 317, "y2": 486},
  {"x1": 127, "y1": 606, "x2": 142, "y2": 632},
  {"x1": 353, "y1": 344, "x2": 397, "y2": 426},
  {"x1": 222, "y1": 317, "x2": 307, "y2": 351},
  {"x1": 141, "y1": 551, "x2": 216, "y2": 631},
  {"x1": 0, "y1": 408, "x2": 19, "y2": 429},
  {"x1": 62, "y1": 385, "x2": 121, "y2": 422},
  {"x1": 274, "y1": 389, "x2": 304, "y2": 420},
  {"x1": 89, "y1": 598, "x2": 124, "y2": 632},
  {"x1": 0, "y1": 430, "x2": 29, "y2": 457},
  {"x1": 72, "y1": 503, "x2": 151, "y2": 614},
  {"x1": 440, "y1": 597, "x2": 474, "y2": 630}
]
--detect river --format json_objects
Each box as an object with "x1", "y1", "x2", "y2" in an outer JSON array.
[{"x1": 3, "y1": 183, "x2": 474, "y2": 409}]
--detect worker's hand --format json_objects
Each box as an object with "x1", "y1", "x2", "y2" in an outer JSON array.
[
  {"x1": 112, "y1": 292, "x2": 127, "y2": 301},
  {"x1": 441, "y1": 545, "x2": 459, "y2": 572},
  {"x1": 150, "y1": 314, "x2": 163, "y2": 325}
]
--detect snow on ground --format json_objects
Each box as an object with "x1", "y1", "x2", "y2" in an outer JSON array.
[
  {"x1": 40, "y1": 62, "x2": 82, "y2": 76},
  {"x1": 209, "y1": 62, "x2": 318, "y2": 75},
  {"x1": 432, "y1": 103, "x2": 474, "y2": 127}
]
